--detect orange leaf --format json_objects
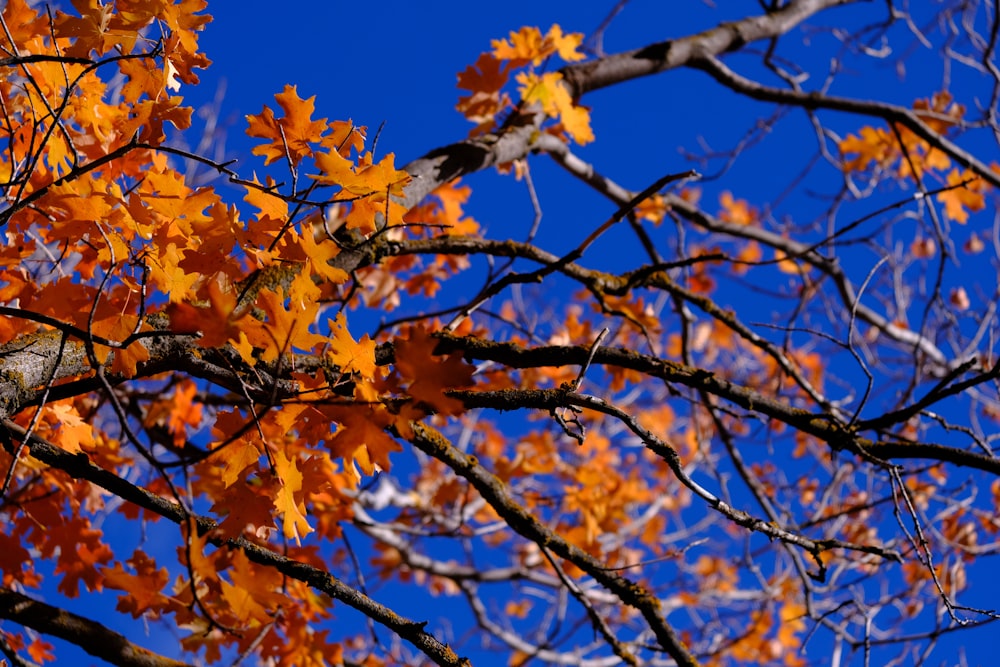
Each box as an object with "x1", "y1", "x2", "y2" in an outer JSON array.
[
  {"x1": 456, "y1": 52, "x2": 510, "y2": 129},
  {"x1": 936, "y1": 168, "x2": 986, "y2": 223},
  {"x1": 246, "y1": 85, "x2": 328, "y2": 166},
  {"x1": 270, "y1": 448, "x2": 313, "y2": 543},
  {"x1": 394, "y1": 327, "x2": 475, "y2": 415},
  {"x1": 492, "y1": 24, "x2": 585, "y2": 67},
  {"x1": 27, "y1": 638, "x2": 56, "y2": 665},
  {"x1": 327, "y1": 312, "x2": 377, "y2": 378},
  {"x1": 838, "y1": 125, "x2": 897, "y2": 174},
  {"x1": 325, "y1": 401, "x2": 402, "y2": 484},
  {"x1": 221, "y1": 549, "x2": 285, "y2": 625},
  {"x1": 209, "y1": 410, "x2": 264, "y2": 487},
  {"x1": 516, "y1": 71, "x2": 593, "y2": 145},
  {"x1": 256, "y1": 288, "x2": 327, "y2": 363},
  {"x1": 103, "y1": 551, "x2": 171, "y2": 618},
  {"x1": 209, "y1": 476, "x2": 277, "y2": 540},
  {"x1": 46, "y1": 402, "x2": 95, "y2": 453},
  {"x1": 718, "y1": 191, "x2": 756, "y2": 225},
  {"x1": 166, "y1": 273, "x2": 250, "y2": 349}
]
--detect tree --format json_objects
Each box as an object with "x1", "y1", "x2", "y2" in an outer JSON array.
[{"x1": 1, "y1": 0, "x2": 998, "y2": 665}]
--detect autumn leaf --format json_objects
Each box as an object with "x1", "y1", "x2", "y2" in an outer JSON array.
[
  {"x1": 166, "y1": 272, "x2": 253, "y2": 351},
  {"x1": 393, "y1": 326, "x2": 475, "y2": 415},
  {"x1": 718, "y1": 191, "x2": 757, "y2": 225},
  {"x1": 123, "y1": 96, "x2": 193, "y2": 145},
  {"x1": 54, "y1": 0, "x2": 137, "y2": 57},
  {"x1": 206, "y1": 475, "x2": 271, "y2": 540},
  {"x1": 774, "y1": 247, "x2": 810, "y2": 275},
  {"x1": 45, "y1": 401, "x2": 96, "y2": 453},
  {"x1": 516, "y1": 71, "x2": 593, "y2": 145},
  {"x1": 246, "y1": 85, "x2": 328, "y2": 166},
  {"x1": 964, "y1": 233, "x2": 985, "y2": 254},
  {"x1": 492, "y1": 26, "x2": 546, "y2": 66},
  {"x1": 256, "y1": 288, "x2": 327, "y2": 363},
  {"x1": 950, "y1": 286, "x2": 970, "y2": 311},
  {"x1": 404, "y1": 179, "x2": 481, "y2": 237},
  {"x1": 936, "y1": 168, "x2": 986, "y2": 223},
  {"x1": 456, "y1": 52, "x2": 510, "y2": 130},
  {"x1": 634, "y1": 194, "x2": 667, "y2": 225},
  {"x1": 220, "y1": 549, "x2": 285, "y2": 626},
  {"x1": 326, "y1": 312, "x2": 377, "y2": 378},
  {"x1": 41, "y1": 517, "x2": 113, "y2": 597},
  {"x1": 276, "y1": 224, "x2": 350, "y2": 285},
  {"x1": 119, "y1": 57, "x2": 167, "y2": 103},
  {"x1": 209, "y1": 410, "x2": 264, "y2": 487},
  {"x1": 313, "y1": 150, "x2": 410, "y2": 199},
  {"x1": 269, "y1": 448, "x2": 314, "y2": 544},
  {"x1": 911, "y1": 235, "x2": 936, "y2": 259},
  {"x1": 492, "y1": 24, "x2": 585, "y2": 67},
  {"x1": 838, "y1": 125, "x2": 898, "y2": 174},
  {"x1": 103, "y1": 551, "x2": 172, "y2": 618}
]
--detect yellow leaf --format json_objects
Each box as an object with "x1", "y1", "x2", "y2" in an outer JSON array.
[
  {"x1": 327, "y1": 312, "x2": 377, "y2": 378},
  {"x1": 271, "y1": 448, "x2": 313, "y2": 543},
  {"x1": 936, "y1": 168, "x2": 986, "y2": 223}
]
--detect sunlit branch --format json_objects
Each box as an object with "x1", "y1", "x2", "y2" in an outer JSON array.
[{"x1": 399, "y1": 0, "x2": 859, "y2": 210}]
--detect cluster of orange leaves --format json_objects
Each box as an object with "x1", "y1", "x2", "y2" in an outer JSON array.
[
  {"x1": 457, "y1": 24, "x2": 593, "y2": 144},
  {"x1": 0, "y1": 0, "x2": 483, "y2": 663},
  {"x1": 839, "y1": 92, "x2": 990, "y2": 224}
]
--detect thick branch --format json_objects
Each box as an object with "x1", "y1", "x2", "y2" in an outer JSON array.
[
  {"x1": 560, "y1": 0, "x2": 858, "y2": 97},
  {"x1": 399, "y1": 0, "x2": 857, "y2": 208},
  {"x1": 424, "y1": 335, "x2": 1000, "y2": 476},
  {"x1": 0, "y1": 586, "x2": 193, "y2": 667}
]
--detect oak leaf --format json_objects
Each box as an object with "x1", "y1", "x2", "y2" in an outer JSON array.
[
  {"x1": 209, "y1": 410, "x2": 264, "y2": 487},
  {"x1": 492, "y1": 24, "x2": 585, "y2": 67},
  {"x1": 936, "y1": 168, "x2": 986, "y2": 223},
  {"x1": 246, "y1": 85, "x2": 328, "y2": 166},
  {"x1": 270, "y1": 448, "x2": 314, "y2": 543},
  {"x1": 103, "y1": 551, "x2": 171, "y2": 618},
  {"x1": 327, "y1": 312, "x2": 377, "y2": 378},
  {"x1": 394, "y1": 327, "x2": 475, "y2": 415},
  {"x1": 516, "y1": 71, "x2": 593, "y2": 145},
  {"x1": 325, "y1": 401, "x2": 402, "y2": 484},
  {"x1": 456, "y1": 52, "x2": 510, "y2": 129},
  {"x1": 166, "y1": 273, "x2": 251, "y2": 351},
  {"x1": 209, "y1": 474, "x2": 277, "y2": 540}
]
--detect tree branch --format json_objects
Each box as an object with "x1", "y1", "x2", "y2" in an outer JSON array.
[
  {"x1": 398, "y1": 0, "x2": 859, "y2": 209},
  {"x1": 0, "y1": 586, "x2": 193, "y2": 667},
  {"x1": 0, "y1": 425, "x2": 470, "y2": 667},
  {"x1": 403, "y1": 421, "x2": 699, "y2": 667},
  {"x1": 690, "y1": 55, "x2": 1000, "y2": 188}
]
